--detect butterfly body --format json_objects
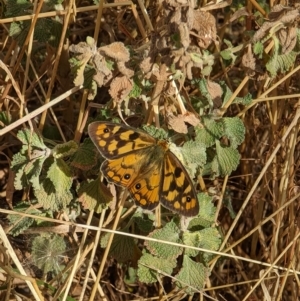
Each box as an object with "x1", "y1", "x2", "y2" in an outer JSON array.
[{"x1": 88, "y1": 122, "x2": 199, "y2": 216}]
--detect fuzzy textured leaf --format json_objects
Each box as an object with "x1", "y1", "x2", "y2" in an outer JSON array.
[
  {"x1": 188, "y1": 193, "x2": 216, "y2": 229},
  {"x1": 34, "y1": 178, "x2": 73, "y2": 210},
  {"x1": 8, "y1": 205, "x2": 42, "y2": 236},
  {"x1": 101, "y1": 231, "x2": 141, "y2": 263},
  {"x1": 52, "y1": 140, "x2": 78, "y2": 159},
  {"x1": 145, "y1": 220, "x2": 183, "y2": 259},
  {"x1": 220, "y1": 81, "x2": 253, "y2": 106},
  {"x1": 47, "y1": 158, "x2": 72, "y2": 193},
  {"x1": 17, "y1": 128, "x2": 46, "y2": 149},
  {"x1": 31, "y1": 234, "x2": 66, "y2": 275},
  {"x1": 175, "y1": 255, "x2": 210, "y2": 295},
  {"x1": 222, "y1": 117, "x2": 245, "y2": 148},
  {"x1": 11, "y1": 130, "x2": 51, "y2": 190},
  {"x1": 195, "y1": 118, "x2": 223, "y2": 147},
  {"x1": 183, "y1": 228, "x2": 221, "y2": 259},
  {"x1": 214, "y1": 141, "x2": 240, "y2": 176},
  {"x1": 181, "y1": 140, "x2": 207, "y2": 176},
  {"x1": 137, "y1": 252, "x2": 176, "y2": 284},
  {"x1": 133, "y1": 215, "x2": 154, "y2": 233},
  {"x1": 78, "y1": 177, "x2": 112, "y2": 213}
]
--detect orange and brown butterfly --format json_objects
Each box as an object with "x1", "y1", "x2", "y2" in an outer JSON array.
[{"x1": 88, "y1": 121, "x2": 199, "y2": 217}]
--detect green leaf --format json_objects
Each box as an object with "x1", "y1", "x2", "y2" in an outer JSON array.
[
  {"x1": 188, "y1": 193, "x2": 216, "y2": 229},
  {"x1": 220, "y1": 39, "x2": 237, "y2": 63},
  {"x1": 219, "y1": 81, "x2": 252, "y2": 107},
  {"x1": 9, "y1": 21, "x2": 28, "y2": 45},
  {"x1": 181, "y1": 231, "x2": 201, "y2": 257},
  {"x1": 183, "y1": 228, "x2": 221, "y2": 259},
  {"x1": 133, "y1": 214, "x2": 154, "y2": 233},
  {"x1": 198, "y1": 228, "x2": 222, "y2": 261},
  {"x1": 181, "y1": 140, "x2": 207, "y2": 175},
  {"x1": 24, "y1": 156, "x2": 47, "y2": 190},
  {"x1": 52, "y1": 140, "x2": 78, "y2": 159},
  {"x1": 78, "y1": 177, "x2": 112, "y2": 213},
  {"x1": 265, "y1": 35, "x2": 300, "y2": 77},
  {"x1": 124, "y1": 267, "x2": 137, "y2": 285},
  {"x1": 232, "y1": 93, "x2": 253, "y2": 106},
  {"x1": 34, "y1": 177, "x2": 73, "y2": 210},
  {"x1": 11, "y1": 130, "x2": 51, "y2": 190},
  {"x1": 5, "y1": 0, "x2": 32, "y2": 17},
  {"x1": 8, "y1": 204, "x2": 42, "y2": 236},
  {"x1": 253, "y1": 41, "x2": 264, "y2": 56},
  {"x1": 31, "y1": 234, "x2": 66, "y2": 276},
  {"x1": 142, "y1": 125, "x2": 168, "y2": 140},
  {"x1": 100, "y1": 231, "x2": 141, "y2": 263},
  {"x1": 0, "y1": 111, "x2": 11, "y2": 128},
  {"x1": 47, "y1": 158, "x2": 72, "y2": 193},
  {"x1": 137, "y1": 252, "x2": 176, "y2": 284},
  {"x1": 17, "y1": 128, "x2": 46, "y2": 149},
  {"x1": 195, "y1": 117, "x2": 223, "y2": 147},
  {"x1": 71, "y1": 138, "x2": 99, "y2": 170},
  {"x1": 222, "y1": 117, "x2": 245, "y2": 148},
  {"x1": 69, "y1": 56, "x2": 93, "y2": 87},
  {"x1": 128, "y1": 78, "x2": 142, "y2": 98},
  {"x1": 215, "y1": 140, "x2": 240, "y2": 176},
  {"x1": 145, "y1": 220, "x2": 183, "y2": 259},
  {"x1": 190, "y1": 52, "x2": 202, "y2": 64},
  {"x1": 12, "y1": 153, "x2": 31, "y2": 190},
  {"x1": 174, "y1": 255, "x2": 210, "y2": 295},
  {"x1": 192, "y1": 78, "x2": 214, "y2": 109},
  {"x1": 268, "y1": 50, "x2": 298, "y2": 77},
  {"x1": 223, "y1": 188, "x2": 236, "y2": 218}
]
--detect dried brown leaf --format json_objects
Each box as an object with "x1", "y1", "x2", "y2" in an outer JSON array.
[
  {"x1": 151, "y1": 64, "x2": 171, "y2": 81},
  {"x1": 178, "y1": 23, "x2": 190, "y2": 49},
  {"x1": 140, "y1": 57, "x2": 153, "y2": 76},
  {"x1": 169, "y1": 7, "x2": 182, "y2": 24},
  {"x1": 167, "y1": 113, "x2": 189, "y2": 134},
  {"x1": 278, "y1": 26, "x2": 297, "y2": 54},
  {"x1": 93, "y1": 72, "x2": 105, "y2": 87},
  {"x1": 242, "y1": 45, "x2": 256, "y2": 76},
  {"x1": 92, "y1": 55, "x2": 113, "y2": 87},
  {"x1": 167, "y1": 112, "x2": 200, "y2": 134},
  {"x1": 74, "y1": 55, "x2": 92, "y2": 86},
  {"x1": 117, "y1": 61, "x2": 134, "y2": 78},
  {"x1": 253, "y1": 6, "x2": 299, "y2": 43},
  {"x1": 206, "y1": 80, "x2": 223, "y2": 109},
  {"x1": 268, "y1": 5, "x2": 295, "y2": 21},
  {"x1": 183, "y1": 112, "x2": 200, "y2": 127},
  {"x1": 99, "y1": 42, "x2": 130, "y2": 62},
  {"x1": 69, "y1": 41, "x2": 95, "y2": 55},
  {"x1": 185, "y1": 6, "x2": 195, "y2": 29},
  {"x1": 192, "y1": 11, "x2": 217, "y2": 49},
  {"x1": 228, "y1": 7, "x2": 250, "y2": 23},
  {"x1": 109, "y1": 76, "x2": 133, "y2": 103},
  {"x1": 168, "y1": 0, "x2": 189, "y2": 7}
]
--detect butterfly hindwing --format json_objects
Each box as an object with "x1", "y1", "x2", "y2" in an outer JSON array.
[
  {"x1": 101, "y1": 147, "x2": 164, "y2": 210},
  {"x1": 160, "y1": 151, "x2": 199, "y2": 217},
  {"x1": 101, "y1": 156, "x2": 139, "y2": 187},
  {"x1": 129, "y1": 160, "x2": 163, "y2": 210},
  {"x1": 88, "y1": 122, "x2": 156, "y2": 159}
]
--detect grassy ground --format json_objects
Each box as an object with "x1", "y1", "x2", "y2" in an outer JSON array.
[{"x1": 0, "y1": 0, "x2": 299, "y2": 300}]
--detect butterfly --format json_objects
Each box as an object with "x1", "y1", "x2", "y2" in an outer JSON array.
[{"x1": 88, "y1": 122, "x2": 199, "y2": 216}]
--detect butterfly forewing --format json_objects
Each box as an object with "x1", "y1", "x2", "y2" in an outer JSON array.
[
  {"x1": 160, "y1": 152, "x2": 199, "y2": 216},
  {"x1": 88, "y1": 122, "x2": 156, "y2": 159}
]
